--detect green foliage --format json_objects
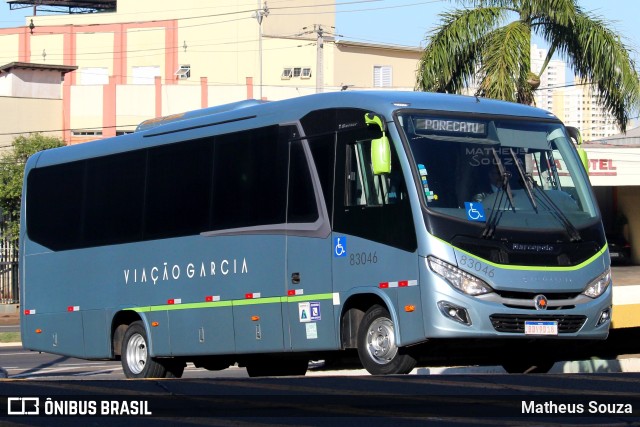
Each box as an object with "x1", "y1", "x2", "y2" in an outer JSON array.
[
  {"x1": 0, "y1": 134, "x2": 64, "y2": 241},
  {"x1": 416, "y1": 0, "x2": 640, "y2": 131}
]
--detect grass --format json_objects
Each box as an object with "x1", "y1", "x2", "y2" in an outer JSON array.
[{"x1": 0, "y1": 332, "x2": 20, "y2": 343}]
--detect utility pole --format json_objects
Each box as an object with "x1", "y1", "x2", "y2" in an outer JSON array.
[
  {"x1": 254, "y1": 1, "x2": 269, "y2": 99},
  {"x1": 315, "y1": 24, "x2": 324, "y2": 93}
]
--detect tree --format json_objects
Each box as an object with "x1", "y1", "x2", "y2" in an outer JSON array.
[
  {"x1": 0, "y1": 133, "x2": 65, "y2": 241},
  {"x1": 415, "y1": 0, "x2": 640, "y2": 131}
]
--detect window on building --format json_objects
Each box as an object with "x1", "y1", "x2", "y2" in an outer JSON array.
[
  {"x1": 132, "y1": 66, "x2": 161, "y2": 84},
  {"x1": 281, "y1": 68, "x2": 293, "y2": 79},
  {"x1": 282, "y1": 67, "x2": 312, "y2": 80},
  {"x1": 71, "y1": 130, "x2": 103, "y2": 136},
  {"x1": 78, "y1": 67, "x2": 109, "y2": 85},
  {"x1": 373, "y1": 65, "x2": 392, "y2": 88}
]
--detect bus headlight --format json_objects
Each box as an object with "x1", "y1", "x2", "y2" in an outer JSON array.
[
  {"x1": 427, "y1": 256, "x2": 494, "y2": 296},
  {"x1": 582, "y1": 268, "x2": 611, "y2": 299}
]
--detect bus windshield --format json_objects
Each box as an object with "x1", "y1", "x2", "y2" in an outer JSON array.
[{"x1": 397, "y1": 113, "x2": 599, "y2": 236}]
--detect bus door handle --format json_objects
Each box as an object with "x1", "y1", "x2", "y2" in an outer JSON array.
[{"x1": 291, "y1": 272, "x2": 301, "y2": 285}]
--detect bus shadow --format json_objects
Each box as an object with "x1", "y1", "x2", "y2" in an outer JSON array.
[{"x1": 8, "y1": 354, "x2": 81, "y2": 379}]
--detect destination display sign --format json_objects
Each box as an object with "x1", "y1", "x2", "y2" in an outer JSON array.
[{"x1": 415, "y1": 118, "x2": 486, "y2": 135}]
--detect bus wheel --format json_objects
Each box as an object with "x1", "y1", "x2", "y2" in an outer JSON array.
[
  {"x1": 121, "y1": 321, "x2": 183, "y2": 378},
  {"x1": 357, "y1": 305, "x2": 416, "y2": 375}
]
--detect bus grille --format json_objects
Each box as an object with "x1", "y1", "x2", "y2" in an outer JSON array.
[{"x1": 489, "y1": 314, "x2": 587, "y2": 333}]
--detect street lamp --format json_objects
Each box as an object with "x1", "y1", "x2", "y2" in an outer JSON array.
[{"x1": 254, "y1": 1, "x2": 269, "y2": 100}]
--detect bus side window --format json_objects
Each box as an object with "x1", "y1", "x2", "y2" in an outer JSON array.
[
  {"x1": 335, "y1": 129, "x2": 416, "y2": 251},
  {"x1": 307, "y1": 133, "x2": 336, "y2": 228},
  {"x1": 288, "y1": 139, "x2": 319, "y2": 224}
]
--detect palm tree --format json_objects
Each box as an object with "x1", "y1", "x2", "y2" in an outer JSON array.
[{"x1": 416, "y1": 0, "x2": 640, "y2": 131}]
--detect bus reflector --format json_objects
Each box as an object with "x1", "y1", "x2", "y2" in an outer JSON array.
[
  {"x1": 24, "y1": 309, "x2": 35, "y2": 315},
  {"x1": 151, "y1": 321, "x2": 159, "y2": 327},
  {"x1": 245, "y1": 293, "x2": 261, "y2": 299},
  {"x1": 67, "y1": 306, "x2": 80, "y2": 312},
  {"x1": 287, "y1": 289, "x2": 303, "y2": 296},
  {"x1": 379, "y1": 280, "x2": 417, "y2": 289},
  {"x1": 251, "y1": 316, "x2": 260, "y2": 321},
  {"x1": 405, "y1": 305, "x2": 416, "y2": 312},
  {"x1": 205, "y1": 295, "x2": 221, "y2": 302},
  {"x1": 167, "y1": 298, "x2": 182, "y2": 305},
  {"x1": 35, "y1": 329, "x2": 42, "y2": 334}
]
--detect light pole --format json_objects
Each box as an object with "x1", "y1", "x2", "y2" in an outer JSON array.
[
  {"x1": 315, "y1": 24, "x2": 324, "y2": 93},
  {"x1": 254, "y1": 1, "x2": 269, "y2": 100}
]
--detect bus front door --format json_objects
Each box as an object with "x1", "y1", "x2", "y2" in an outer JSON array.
[{"x1": 284, "y1": 139, "x2": 338, "y2": 351}]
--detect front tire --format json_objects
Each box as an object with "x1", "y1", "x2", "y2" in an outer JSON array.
[
  {"x1": 357, "y1": 305, "x2": 416, "y2": 375},
  {"x1": 121, "y1": 321, "x2": 184, "y2": 378}
]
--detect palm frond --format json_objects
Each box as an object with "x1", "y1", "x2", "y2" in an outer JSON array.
[
  {"x1": 538, "y1": 11, "x2": 640, "y2": 131},
  {"x1": 479, "y1": 20, "x2": 531, "y2": 102},
  {"x1": 416, "y1": 7, "x2": 507, "y2": 93}
]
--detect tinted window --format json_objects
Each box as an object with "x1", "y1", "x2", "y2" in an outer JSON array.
[
  {"x1": 84, "y1": 151, "x2": 146, "y2": 246},
  {"x1": 145, "y1": 138, "x2": 213, "y2": 239},
  {"x1": 26, "y1": 124, "x2": 323, "y2": 250},
  {"x1": 307, "y1": 134, "x2": 335, "y2": 226},
  {"x1": 27, "y1": 161, "x2": 84, "y2": 251},
  {"x1": 211, "y1": 126, "x2": 288, "y2": 230},
  {"x1": 288, "y1": 140, "x2": 318, "y2": 223}
]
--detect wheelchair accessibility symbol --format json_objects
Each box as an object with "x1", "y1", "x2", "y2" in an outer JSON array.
[
  {"x1": 464, "y1": 202, "x2": 486, "y2": 222},
  {"x1": 334, "y1": 237, "x2": 347, "y2": 257}
]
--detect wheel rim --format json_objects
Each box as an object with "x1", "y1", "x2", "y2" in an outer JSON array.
[
  {"x1": 365, "y1": 317, "x2": 397, "y2": 365},
  {"x1": 126, "y1": 332, "x2": 148, "y2": 375}
]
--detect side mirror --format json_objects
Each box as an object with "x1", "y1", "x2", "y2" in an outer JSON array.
[
  {"x1": 365, "y1": 113, "x2": 391, "y2": 174},
  {"x1": 567, "y1": 126, "x2": 589, "y2": 173}
]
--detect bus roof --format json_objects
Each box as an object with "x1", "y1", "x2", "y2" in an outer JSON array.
[{"x1": 28, "y1": 91, "x2": 560, "y2": 169}]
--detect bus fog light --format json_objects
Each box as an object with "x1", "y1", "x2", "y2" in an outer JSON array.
[
  {"x1": 438, "y1": 301, "x2": 471, "y2": 326},
  {"x1": 582, "y1": 268, "x2": 611, "y2": 299},
  {"x1": 597, "y1": 308, "x2": 611, "y2": 326},
  {"x1": 428, "y1": 256, "x2": 494, "y2": 296}
]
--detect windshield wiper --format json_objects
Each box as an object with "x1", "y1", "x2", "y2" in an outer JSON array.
[
  {"x1": 493, "y1": 148, "x2": 515, "y2": 208},
  {"x1": 531, "y1": 184, "x2": 582, "y2": 242},
  {"x1": 509, "y1": 148, "x2": 537, "y2": 211},
  {"x1": 481, "y1": 148, "x2": 515, "y2": 239}
]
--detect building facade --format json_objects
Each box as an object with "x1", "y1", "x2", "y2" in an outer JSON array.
[{"x1": 0, "y1": 0, "x2": 422, "y2": 144}]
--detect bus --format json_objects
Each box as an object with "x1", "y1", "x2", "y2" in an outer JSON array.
[{"x1": 19, "y1": 91, "x2": 612, "y2": 377}]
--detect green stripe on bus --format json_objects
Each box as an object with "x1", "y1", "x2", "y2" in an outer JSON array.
[
  {"x1": 434, "y1": 235, "x2": 607, "y2": 271},
  {"x1": 285, "y1": 293, "x2": 333, "y2": 303},
  {"x1": 125, "y1": 293, "x2": 335, "y2": 313}
]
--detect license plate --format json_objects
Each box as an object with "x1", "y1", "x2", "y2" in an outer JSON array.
[
  {"x1": 610, "y1": 252, "x2": 620, "y2": 258},
  {"x1": 524, "y1": 320, "x2": 558, "y2": 335}
]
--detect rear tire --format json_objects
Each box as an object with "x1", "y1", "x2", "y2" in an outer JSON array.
[
  {"x1": 121, "y1": 321, "x2": 184, "y2": 378},
  {"x1": 357, "y1": 305, "x2": 416, "y2": 375}
]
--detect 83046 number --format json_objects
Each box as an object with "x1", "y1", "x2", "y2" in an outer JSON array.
[
  {"x1": 350, "y1": 252, "x2": 378, "y2": 266},
  {"x1": 459, "y1": 255, "x2": 495, "y2": 278}
]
